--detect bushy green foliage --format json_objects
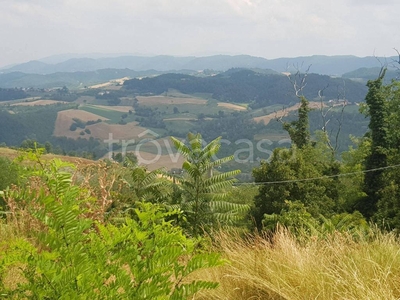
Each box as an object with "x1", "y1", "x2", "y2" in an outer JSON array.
[
  {"x1": 0, "y1": 157, "x2": 19, "y2": 213},
  {"x1": 361, "y1": 70, "x2": 388, "y2": 218},
  {"x1": 262, "y1": 200, "x2": 369, "y2": 239},
  {"x1": 282, "y1": 96, "x2": 310, "y2": 149},
  {"x1": 0, "y1": 158, "x2": 223, "y2": 298},
  {"x1": 0, "y1": 87, "x2": 29, "y2": 101},
  {"x1": 251, "y1": 144, "x2": 341, "y2": 229}
]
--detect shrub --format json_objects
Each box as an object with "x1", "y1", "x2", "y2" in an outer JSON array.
[{"x1": 0, "y1": 159, "x2": 223, "y2": 298}]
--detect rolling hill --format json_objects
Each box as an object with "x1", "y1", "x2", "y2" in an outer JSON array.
[{"x1": 2, "y1": 54, "x2": 397, "y2": 76}]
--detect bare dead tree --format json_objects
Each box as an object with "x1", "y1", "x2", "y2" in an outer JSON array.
[
  {"x1": 317, "y1": 81, "x2": 347, "y2": 156},
  {"x1": 275, "y1": 63, "x2": 311, "y2": 125},
  {"x1": 282, "y1": 63, "x2": 348, "y2": 156},
  {"x1": 392, "y1": 48, "x2": 400, "y2": 65},
  {"x1": 275, "y1": 65, "x2": 310, "y2": 125},
  {"x1": 389, "y1": 48, "x2": 400, "y2": 81},
  {"x1": 286, "y1": 64, "x2": 311, "y2": 98}
]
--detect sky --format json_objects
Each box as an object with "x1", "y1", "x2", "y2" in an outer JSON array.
[{"x1": 1, "y1": 0, "x2": 400, "y2": 67}]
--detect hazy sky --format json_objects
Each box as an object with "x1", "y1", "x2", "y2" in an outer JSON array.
[{"x1": 1, "y1": 0, "x2": 400, "y2": 67}]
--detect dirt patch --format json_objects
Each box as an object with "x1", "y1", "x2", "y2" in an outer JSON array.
[
  {"x1": 217, "y1": 102, "x2": 247, "y2": 111},
  {"x1": 136, "y1": 96, "x2": 207, "y2": 106},
  {"x1": 254, "y1": 101, "x2": 325, "y2": 125},
  {"x1": 11, "y1": 100, "x2": 67, "y2": 106},
  {"x1": 88, "y1": 77, "x2": 130, "y2": 89}
]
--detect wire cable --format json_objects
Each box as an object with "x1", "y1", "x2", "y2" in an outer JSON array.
[{"x1": 234, "y1": 163, "x2": 400, "y2": 186}]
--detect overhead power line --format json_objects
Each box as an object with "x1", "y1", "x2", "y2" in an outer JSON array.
[{"x1": 235, "y1": 163, "x2": 400, "y2": 186}]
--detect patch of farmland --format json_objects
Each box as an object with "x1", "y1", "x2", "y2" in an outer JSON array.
[
  {"x1": 163, "y1": 117, "x2": 197, "y2": 121},
  {"x1": 79, "y1": 105, "x2": 136, "y2": 124},
  {"x1": 104, "y1": 136, "x2": 185, "y2": 171},
  {"x1": 91, "y1": 105, "x2": 133, "y2": 113},
  {"x1": 136, "y1": 95, "x2": 207, "y2": 106},
  {"x1": 54, "y1": 107, "x2": 149, "y2": 140},
  {"x1": 217, "y1": 102, "x2": 247, "y2": 111},
  {"x1": 88, "y1": 77, "x2": 130, "y2": 89},
  {"x1": 84, "y1": 122, "x2": 149, "y2": 140},
  {"x1": 53, "y1": 109, "x2": 108, "y2": 138},
  {"x1": 11, "y1": 100, "x2": 67, "y2": 106},
  {"x1": 253, "y1": 101, "x2": 325, "y2": 125}
]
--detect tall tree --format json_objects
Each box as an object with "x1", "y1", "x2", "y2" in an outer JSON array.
[
  {"x1": 250, "y1": 145, "x2": 340, "y2": 230},
  {"x1": 359, "y1": 69, "x2": 388, "y2": 218},
  {"x1": 282, "y1": 96, "x2": 311, "y2": 149}
]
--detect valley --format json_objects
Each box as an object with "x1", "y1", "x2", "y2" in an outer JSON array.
[{"x1": 0, "y1": 57, "x2": 377, "y2": 177}]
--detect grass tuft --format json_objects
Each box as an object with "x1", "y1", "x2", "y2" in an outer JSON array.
[{"x1": 193, "y1": 228, "x2": 400, "y2": 300}]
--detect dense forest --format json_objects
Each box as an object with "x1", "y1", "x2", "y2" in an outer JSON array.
[
  {"x1": 124, "y1": 69, "x2": 368, "y2": 108},
  {"x1": 1, "y1": 70, "x2": 400, "y2": 298},
  {"x1": 0, "y1": 88, "x2": 29, "y2": 101}
]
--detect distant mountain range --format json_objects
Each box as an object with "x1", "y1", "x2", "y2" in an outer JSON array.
[
  {"x1": 1, "y1": 54, "x2": 398, "y2": 76},
  {"x1": 342, "y1": 67, "x2": 399, "y2": 83},
  {"x1": 0, "y1": 69, "x2": 197, "y2": 89}
]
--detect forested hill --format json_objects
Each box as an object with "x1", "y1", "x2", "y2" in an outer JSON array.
[
  {"x1": 0, "y1": 69, "x2": 194, "y2": 89},
  {"x1": 124, "y1": 69, "x2": 368, "y2": 108},
  {"x1": 3, "y1": 54, "x2": 395, "y2": 75}
]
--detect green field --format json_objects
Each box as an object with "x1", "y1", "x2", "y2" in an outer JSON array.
[{"x1": 80, "y1": 105, "x2": 136, "y2": 124}]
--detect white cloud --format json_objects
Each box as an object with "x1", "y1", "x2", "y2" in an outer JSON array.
[{"x1": 0, "y1": 0, "x2": 400, "y2": 67}]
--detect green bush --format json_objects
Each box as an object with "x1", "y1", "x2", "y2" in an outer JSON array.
[{"x1": 0, "y1": 159, "x2": 223, "y2": 299}]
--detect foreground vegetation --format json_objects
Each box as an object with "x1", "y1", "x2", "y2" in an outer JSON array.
[
  {"x1": 1, "y1": 70, "x2": 400, "y2": 299},
  {"x1": 195, "y1": 228, "x2": 400, "y2": 300}
]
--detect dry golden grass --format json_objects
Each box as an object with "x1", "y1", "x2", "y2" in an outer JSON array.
[
  {"x1": 194, "y1": 229, "x2": 400, "y2": 300},
  {"x1": 0, "y1": 148, "x2": 94, "y2": 166},
  {"x1": 136, "y1": 95, "x2": 207, "y2": 106},
  {"x1": 254, "y1": 101, "x2": 325, "y2": 125}
]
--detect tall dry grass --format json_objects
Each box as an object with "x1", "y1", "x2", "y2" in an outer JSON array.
[{"x1": 194, "y1": 228, "x2": 400, "y2": 300}]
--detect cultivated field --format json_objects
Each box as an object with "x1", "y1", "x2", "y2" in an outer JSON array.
[
  {"x1": 88, "y1": 77, "x2": 130, "y2": 89},
  {"x1": 54, "y1": 108, "x2": 148, "y2": 140},
  {"x1": 84, "y1": 122, "x2": 148, "y2": 140},
  {"x1": 135, "y1": 152, "x2": 184, "y2": 171},
  {"x1": 90, "y1": 105, "x2": 133, "y2": 113},
  {"x1": 217, "y1": 102, "x2": 247, "y2": 111},
  {"x1": 102, "y1": 137, "x2": 185, "y2": 171},
  {"x1": 163, "y1": 117, "x2": 197, "y2": 121},
  {"x1": 11, "y1": 100, "x2": 67, "y2": 106},
  {"x1": 136, "y1": 95, "x2": 207, "y2": 106},
  {"x1": 254, "y1": 101, "x2": 324, "y2": 125},
  {"x1": 53, "y1": 109, "x2": 108, "y2": 138}
]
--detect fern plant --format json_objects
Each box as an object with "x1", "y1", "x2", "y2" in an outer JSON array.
[
  {"x1": 171, "y1": 133, "x2": 248, "y2": 235},
  {"x1": 1, "y1": 157, "x2": 223, "y2": 299}
]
